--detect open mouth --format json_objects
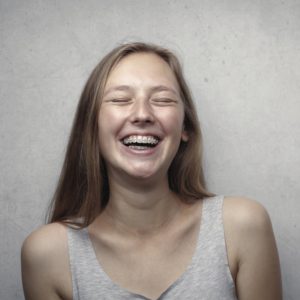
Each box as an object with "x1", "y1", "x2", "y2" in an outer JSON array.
[{"x1": 121, "y1": 135, "x2": 160, "y2": 150}]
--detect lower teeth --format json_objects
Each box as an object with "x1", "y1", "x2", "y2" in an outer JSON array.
[{"x1": 129, "y1": 145, "x2": 150, "y2": 150}]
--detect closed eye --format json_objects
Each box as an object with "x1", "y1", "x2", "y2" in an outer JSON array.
[
  {"x1": 151, "y1": 98, "x2": 178, "y2": 105},
  {"x1": 107, "y1": 98, "x2": 132, "y2": 104}
]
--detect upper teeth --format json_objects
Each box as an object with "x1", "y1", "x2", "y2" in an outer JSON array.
[{"x1": 123, "y1": 135, "x2": 159, "y2": 145}]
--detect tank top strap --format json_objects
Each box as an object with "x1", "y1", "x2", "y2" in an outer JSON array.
[
  {"x1": 194, "y1": 195, "x2": 226, "y2": 261},
  {"x1": 67, "y1": 225, "x2": 97, "y2": 300},
  {"x1": 201, "y1": 194, "x2": 224, "y2": 235}
]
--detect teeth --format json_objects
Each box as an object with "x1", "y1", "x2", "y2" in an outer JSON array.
[{"x1": 123, "y1": 135, "x2": 159, "y2": 145}]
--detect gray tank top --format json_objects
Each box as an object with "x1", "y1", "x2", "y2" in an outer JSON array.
[{"x1": 67, "y1": 195, "x2": 238, "y2": 299}]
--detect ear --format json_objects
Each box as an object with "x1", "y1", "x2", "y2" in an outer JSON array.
[{"x1": 181, "y1": 130, "x2": 189, "y2": 142}]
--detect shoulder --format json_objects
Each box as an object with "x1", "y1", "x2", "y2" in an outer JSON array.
[
  {"x1": 223, "y1": 196, "x2": 274, "y2": 257},
  {"x1": 221, "y1": 196, "x2": 273, "y2": 277},
  {"x1": 22, "y1": 222, "x2": 68, "y2": 264},
  {"x1": 223, "y1": 196, "x2": 271, "y2": 231},
  {"x1": 222, "y1": 196, "x2": 282, "y2": 299},
  {"x1": 21, "y1": 223, "x2": 72, "y2": 300}
]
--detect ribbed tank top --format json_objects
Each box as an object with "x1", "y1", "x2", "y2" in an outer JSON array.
[{"x1": 67, "y1": 195, "x2": 238, "y2": 300}]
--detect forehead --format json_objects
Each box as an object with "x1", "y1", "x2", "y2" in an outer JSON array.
[{"x1": 104, "y1": 52, "x2": 179, "y2": 91}]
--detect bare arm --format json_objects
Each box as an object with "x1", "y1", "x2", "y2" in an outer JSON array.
[
  {"x1": 21, "y1": 223, "x2": 72, "y2": 300},
  {"x1": 224, "y1": 197, "x2": 282, "y2": 300}
]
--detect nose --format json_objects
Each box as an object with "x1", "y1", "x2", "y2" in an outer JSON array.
[{"x1": 130, "y1": 99, "x2": 154, "y2": 125}]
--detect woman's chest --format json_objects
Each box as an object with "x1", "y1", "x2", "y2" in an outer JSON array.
[{"x1": 91, "y1": 221, "x2": 200, "y2": 299}]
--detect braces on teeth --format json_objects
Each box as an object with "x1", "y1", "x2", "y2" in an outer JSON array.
[{"x1": 123, "y1": 135, "x2": 159, "y2": 145}]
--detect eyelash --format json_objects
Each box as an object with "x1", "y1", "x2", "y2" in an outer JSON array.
[
  {"x1": 152, "y1": 98, "x2": 176, "y2": 104},
  {"x1": 105, "y1": 98, "x2": 177, "y2": 105},
  {"x1": 109, "y1": 98, "x2": 131, "y2": 103}
]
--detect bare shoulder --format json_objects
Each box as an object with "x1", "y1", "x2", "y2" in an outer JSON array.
[
  {"x1": 22, "y1": 222, "x2": 69, "y2": 274},
  {"x1": 223, "y1": 196, "x2": 282, "y2": 300},
  {"x1": 223, "y1": 196, "x2": 271, "y2": 231},
  {"x1": 22, "y1": 222, "x2": 67, "y2": 256},
  {"x1": 21, "y1": 223, "x2": 72, "y2": 300},
  {"x1": 222, "y1": 196, "x2": 275, "y2": 269}
]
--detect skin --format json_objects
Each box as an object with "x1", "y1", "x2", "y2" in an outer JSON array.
[
  {"x1": 21, "y1": 53, "x2": 282, "y2": 300},
  {"x1": 98, "y1": 52, "x2": 188, "y2": 186}
]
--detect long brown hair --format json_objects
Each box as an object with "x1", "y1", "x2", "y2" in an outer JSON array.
[{"x1": 48, "y1": 42, "x2": 213, "y2": 227}]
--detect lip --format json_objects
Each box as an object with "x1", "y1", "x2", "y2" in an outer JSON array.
[
  {"x1": 121, "y1": 143, "x2": 160, "y2": 156},
  {"x1": 119, "y1": 137, "x2": 162, "y2": 156},
  {"x1": 119, "y1": 132, "x2": 162, "y2": 141},
  {"x1": 117, "y1": 130, "x2": 164, "y2": 158}
]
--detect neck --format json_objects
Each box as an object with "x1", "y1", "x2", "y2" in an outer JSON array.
[{"x1": 102, "y1": 176, "x2": 182, "y2": 236}]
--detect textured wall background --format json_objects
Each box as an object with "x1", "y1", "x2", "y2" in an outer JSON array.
[{"x1": 1, "y1": 0, "x2": 299, "y2": 299}]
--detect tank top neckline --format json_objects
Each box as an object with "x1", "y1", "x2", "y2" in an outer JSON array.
[{"x1": 81, "y1": 196, "x2": 218, "y2": 299}]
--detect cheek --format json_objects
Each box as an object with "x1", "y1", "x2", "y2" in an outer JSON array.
[
  {"x1": 157, "y1": 109, "x2": 185, "y2": 133},
  {"x1": 98, "y1": 110, "x2": 115, "y2": 150},
  {"x1": 99, "y1": 108, "x2": 116, "y2": 124},
  {"x1": 98, "y1": 108, "x2": 124, "y2": 135}
]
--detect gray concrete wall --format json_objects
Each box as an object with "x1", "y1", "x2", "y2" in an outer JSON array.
[{"x1": 1, "y1": 0, "x2": 299, "y2": 299}]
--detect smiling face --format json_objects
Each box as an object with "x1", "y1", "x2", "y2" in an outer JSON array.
[{"x1": 98, "y1": 52, "x2": 188, "y2": 184}]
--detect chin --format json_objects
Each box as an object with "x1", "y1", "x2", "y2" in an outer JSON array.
[
  {"x1": 124, "y1": 166, "x2": 165, "y2": 182},
  {"x1": 128, "y1": 170, "x2": 158, "y2": 180}
]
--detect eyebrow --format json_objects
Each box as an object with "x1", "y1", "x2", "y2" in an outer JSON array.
[
  {"x1": 150, "y1": 85, "x2": 178, "y2": 95},
  {"x1": 103, "y1": 85, "x2": 179, "y2": 97}
]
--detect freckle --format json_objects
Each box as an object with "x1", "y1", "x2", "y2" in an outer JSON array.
[{"x1": 204, "y1": 78, "x2": 208, "y2": 82}]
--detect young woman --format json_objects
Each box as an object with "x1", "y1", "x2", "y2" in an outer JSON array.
[{"x1": 21, "y1": 42, "x2": 282, "y2": 300}]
